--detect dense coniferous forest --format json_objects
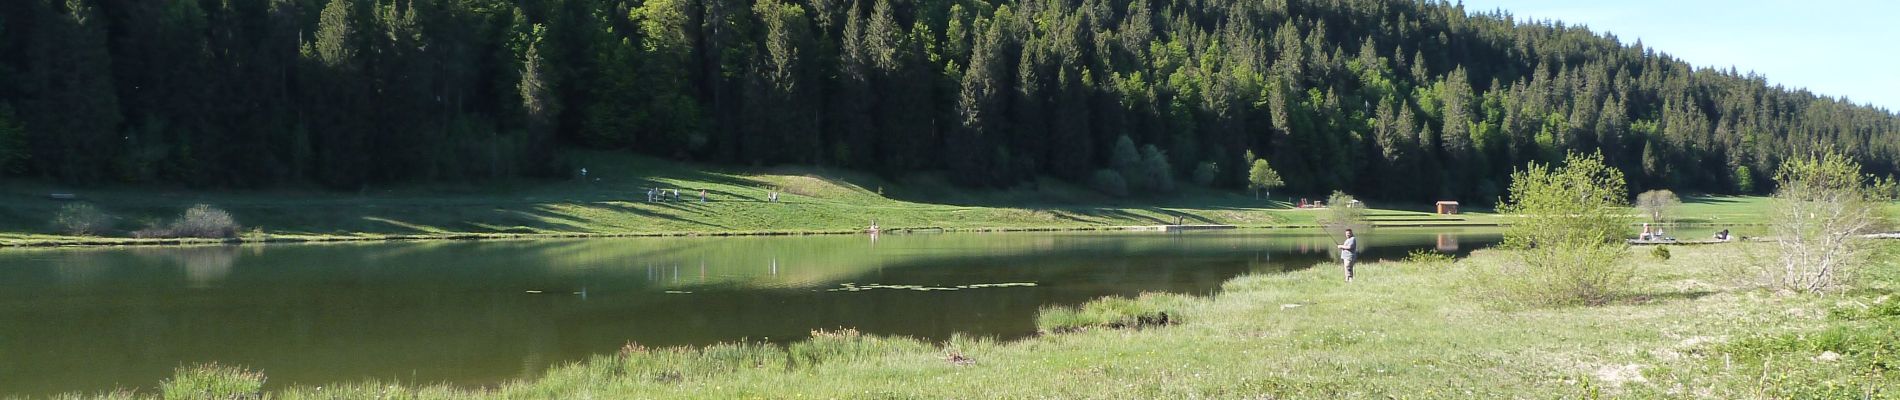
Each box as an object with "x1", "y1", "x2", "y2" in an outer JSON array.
[{"x1": 1, "y1": 0, "x2": 1897, "y2": 202}]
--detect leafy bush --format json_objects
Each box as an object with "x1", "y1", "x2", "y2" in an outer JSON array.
[
  {"x1": 1109, "y1": 136, "x2": 1147, "y2": 190},
  {"x1": 160, "y1": 363, "x2": 264, "y2": 400},
  {"x1": 1635, "y1": 189, "x2": 1680, "y2": 223},
  {"x1": 51, "y1": 203, "x2": 113, "y2": 236},
  {"x1": 1762, "y1": 151, "x2": 1885, "y2": 292},
  {"x1": 132, "y1": 204, "x2": 242, "y2": 239},
  {"x1": 1089, "y1": 169, "x2": 1128, "y2": 197},
  {"x1": 1137, "y1": 144, "x2": 1174, "y2": 192},
  {"x1": 1650, "y1": 245, "x2": 1671, "y2": 260},
  {"x1": 1734, "y1": 165, "x2": 1757, "y2": 194},
  {"x1": 1106, "y1": 136, "x2": 1176, "y2": 193},
  {"x1": 1475, "y1": 152, "x2": 1633, "y2": 306},
  {"x1": 1317, "y1": 191, "x2": 1367, "y2": 230},
  {"x1": 1871, "y1": 174, "x2": 1900, "y2": 201},
  {"x1": 170, "y1": 204, "x2": 240, "y2": 238},
  {"x1": 1246, "y1": 157, "x2": 1284, "y2": 198},
  {"x1": 1191, "y1": 161, "x2": 1219, "y2": 186}
]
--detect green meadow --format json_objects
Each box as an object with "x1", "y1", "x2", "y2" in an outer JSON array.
[
  {"x1": 2, "y1": 152, "x2": 1495, "y2": 247},
  {"x1": 10, "y1": 152, "x2": 1874, "y2": 248},
  {"x1": 107, "y1": 241, "x2": 1900, "y2": 399}
]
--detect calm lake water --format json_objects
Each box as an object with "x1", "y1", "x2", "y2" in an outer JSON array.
[{"x1": 0, "y1": 228, "x2": 1503, "y2": 396}]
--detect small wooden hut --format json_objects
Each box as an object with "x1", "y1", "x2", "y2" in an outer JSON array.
[{"x1": 1435, "y1": 201, "x2": 1460, "y2": 215}]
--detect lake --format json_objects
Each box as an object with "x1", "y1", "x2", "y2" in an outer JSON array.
[{"x1": 0, "y1": 228, "x2": 1503, "y2": 396}]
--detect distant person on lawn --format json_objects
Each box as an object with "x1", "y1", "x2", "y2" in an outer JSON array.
[{"x1": 1338, "y1": 229, "x2": 1358, "y2": 282}]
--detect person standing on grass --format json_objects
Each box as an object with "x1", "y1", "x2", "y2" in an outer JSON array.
[{"x1": 1338, "y1": 229, "x2": 1358, "y2": 282}]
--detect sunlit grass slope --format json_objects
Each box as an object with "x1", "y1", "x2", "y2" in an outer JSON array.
[{"x1": 0, "y1": 151, "x2": 1493, "y2": 246}]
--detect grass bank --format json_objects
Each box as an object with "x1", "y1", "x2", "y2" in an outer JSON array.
[
  {"x1": 9, "y1": 151, "x2": 1871, "y2": 248},
  {"x1": 2, "y1": 151, "x2": 1501, "y2": 247},
  {"x1": 97, "y1": 242, "x2": 1898, "y2": 399}
]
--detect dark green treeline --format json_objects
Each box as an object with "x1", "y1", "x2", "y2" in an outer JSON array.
[{"x1": 1, "y1": 0, "x2": 1897, "y2": 200}]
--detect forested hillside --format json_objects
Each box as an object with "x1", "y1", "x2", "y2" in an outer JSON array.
[{"x1": 1, "y1": 0, "x2": 1896, "y2": 201}]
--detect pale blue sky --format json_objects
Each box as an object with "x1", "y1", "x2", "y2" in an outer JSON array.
[{"x1": 1457, "y1": 0, "x2": 1900, "y2": 111}]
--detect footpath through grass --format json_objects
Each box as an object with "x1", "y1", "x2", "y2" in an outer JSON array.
[
  {"x1": 0, "y1": 152, "x2": 1492, "y2": 247},
  {"x1": 119, "y1": 242, "x2": 1898, "y2": 399}
]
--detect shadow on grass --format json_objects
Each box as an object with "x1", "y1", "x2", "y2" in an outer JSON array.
[
  {"x1": 1681, "y1": 195, "x2": 1751, "y2": 205},
  {"x1": 1618, "y1": 290, "x2": 1719, "y2": 305}
]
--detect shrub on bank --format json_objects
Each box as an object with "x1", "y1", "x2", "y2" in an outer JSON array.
[
  {"x1": 172, "y1": 204, "x2": 239, "y2": 238},
  {"x1": 51, "y1": 203, "x2": 113, "y2": 236},
  {"x1": 1090, "y1": 169, "x2": 1128, "y2": 197},
  {"x1": 1760, "y1": 151, "x2": 1886, "y2": 292},
  {"x1": 1473, "y1": 152, "x2": 1634, "y2": 307},
  {"x1": 133, "y1": 204, "x2": 241, "y2": 239}
]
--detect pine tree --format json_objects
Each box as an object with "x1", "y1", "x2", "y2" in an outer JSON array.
[
  {"x1": 0, "y1": 105, "x2": 23, "y2": 174},
  {"x1": 754, "y1": 0, "x2": 815, "y2": 163},
  {"x1": 0, "y1": 0, "x2": 1896, "y2": 196},
  {"x1": 949, "y1": 16, "x2": 1004, "y2": 185},
  {"x1": 21, "y1": 0, "x2": 122, "y2": 182},
  {"x1": 520, "y1": 25, "x2": 560, "y2": 145},
  {"x1": 632, "y1": 0, "x2": 705, "y2": 154}
]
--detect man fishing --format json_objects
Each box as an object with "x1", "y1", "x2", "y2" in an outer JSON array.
[{"x1": 1337, "y1": 229, "x2": 1358, "y2": 282}]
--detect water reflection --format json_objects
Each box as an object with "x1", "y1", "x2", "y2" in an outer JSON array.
[
  {"x1": 0, "y1": 229, "x2": 1498, "y2": 396},
  {"x1": 130, "y1": 246, "x2": 241, "y2": 288},
  {"x1": 1437, "y1": 233, "x2": 1460, "y2": 252}
]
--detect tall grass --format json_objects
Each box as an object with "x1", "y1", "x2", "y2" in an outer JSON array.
[
  {"x1": 786, "y1": 328, "x2": 934, "y2": 368},
  {"x1": 1715, "y1": 297, "x2": 1900, "y2": 398},
  {"x1": 1036, "y1": 292, "x2": 1191, "y2": 333},
  {"x1": 158, "y1": 363, "x2": 264, "y2": 399}
]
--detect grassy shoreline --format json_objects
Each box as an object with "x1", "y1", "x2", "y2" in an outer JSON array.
[
  {"x1": 110, "y1": 241, "x2": 1899, "y2": 399},
  {"x1": 2, "y1": 152, "x2": 1508, "y2": 248},
  {"x1": 6, "y1": 152, "x2": 1851, "y2": 249}
]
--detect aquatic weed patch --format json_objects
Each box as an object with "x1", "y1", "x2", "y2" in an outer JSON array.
[{"x1": 823, "y1": 282, "x2": 1038, "y2": 292}]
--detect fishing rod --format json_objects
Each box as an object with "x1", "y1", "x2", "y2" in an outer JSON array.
[{"x1": 1320, "y1": 224, "x2": 1343, "y2": 246}]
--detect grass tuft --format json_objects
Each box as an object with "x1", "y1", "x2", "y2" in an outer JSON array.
[
  {"x1": 1036, "y1": 292, "x2": 1190, "y2": 333},
  {"x1": 1402, "y1": 248, "x2": 1455, "y2": 265},
  {"x1": 159, "y1": 363, "x2": 265, "y2": 400},
  {"x1": 787, "y1": 328, "x2": 933, "y2": 369}
]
